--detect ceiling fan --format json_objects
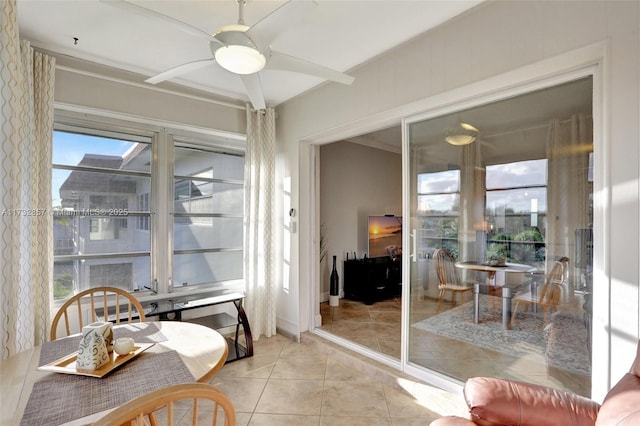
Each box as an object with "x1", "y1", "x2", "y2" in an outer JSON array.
[{"x1": 101, "y1": 0, "x2": 355, "y2": 109}]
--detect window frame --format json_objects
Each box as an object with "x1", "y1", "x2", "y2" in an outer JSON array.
[
  {"x1": 52, "y1": 110, "x2": 246, "y2": 302},
  {"x1": 484, "y1": 159, "x2": 548, "y2": 264},
  {"x1": 416, "y1": 169, "x2": 461, "y2": 258}
]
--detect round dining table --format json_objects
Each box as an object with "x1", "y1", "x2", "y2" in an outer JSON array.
[
  {"x1": 0, "y1": 321, "x2": 228, "y2": 426},
  {"x1": 455, "y1": 261, "x2": 537, "y2": 329}
]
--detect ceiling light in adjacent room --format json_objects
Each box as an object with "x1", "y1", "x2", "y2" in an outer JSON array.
[{"x1": 444, "y1": 123, "x2": 479, "y2": 146}]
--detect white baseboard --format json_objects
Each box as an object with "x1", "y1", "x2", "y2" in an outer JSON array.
[{"x1": 276, "y1": 316, "x2": 299, "y2": 340}]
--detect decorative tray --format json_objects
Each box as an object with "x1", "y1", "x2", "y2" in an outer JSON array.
[{"x1": 38, "y1": 342, "x2": 155, "y2": 378}]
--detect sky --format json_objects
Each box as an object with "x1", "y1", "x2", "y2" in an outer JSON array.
[{"x1": 418, "y1": 159, "x2": 548, "y2": 214}]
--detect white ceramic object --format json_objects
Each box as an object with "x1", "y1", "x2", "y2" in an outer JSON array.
[
  {"x1": 82, "y1": 321, "x2": 114, "y2": 352},
  {"x1": 113, "y1": 337, "x2": 135, "y2": 355},
  {"x1": 76, "y1": 331, "x2": 109, "y2": 370}
]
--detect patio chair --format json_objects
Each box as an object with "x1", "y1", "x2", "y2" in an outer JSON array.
[
  {"x1": 511, "y1": 259, "x2": 566, "y2": 324},
  {"x1": 50, "y1": 286, "x2": 146, "y2": 340},
  {"x1": 92, "y1": 383, "x2": 236, "y2": 426},
  {"x1": 434, "y1": 249, "x2": 474, "y2": 311}
]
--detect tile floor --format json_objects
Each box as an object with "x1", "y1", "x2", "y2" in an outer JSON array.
[
  {"x1": 318, "y1": 292, "x2": 591, "y2": 397},
  {"x1": 210, "y1": 333, "x2": 468, "y2": 425}
]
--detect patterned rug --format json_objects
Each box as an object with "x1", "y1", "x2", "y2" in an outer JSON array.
[{"x1": 411, "y1": 295, "x2": 590, "y2": 376}]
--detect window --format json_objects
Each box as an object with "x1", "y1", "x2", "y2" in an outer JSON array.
[
  {"x1": 172, "y1": 145, "x2": 244, "y2": 288},
  {"x1": 416, "y1": 169, "x2": 460, "y2": 258},
  {"x1": 52, "y1": 130, "x2": 151, "y2": 300},
  {"x1": 485, "y1": 159, "x2": 547, "y2": 265},
  {"x1": 52, "y1": 118, "x2": 245, "y2": 301}
]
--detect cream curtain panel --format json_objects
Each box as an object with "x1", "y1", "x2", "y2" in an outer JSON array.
[
  {"x1": 1, "y1": 0, "x2": 55, "y2": 359},
  {"x1": 546, "y1": 114, "x2": 592, "y2": 277},
  {"x1": 243, "y1": 106, "x2": 277, "y2": 339},
  {"x1": 459, "y1": 142, "x2": 487, "y2": 263}
]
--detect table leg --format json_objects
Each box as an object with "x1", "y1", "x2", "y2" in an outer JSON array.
[
  {"x1": 473, "y1": 284, "x2": 480, "y2": 324},
  {"x1": 501, "y1": 287, "x2": 513, "y2": 330}
]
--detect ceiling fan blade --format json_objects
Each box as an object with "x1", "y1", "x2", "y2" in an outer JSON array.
[
  {"x1": 100, "y1": 0, "x2": 215, "y2": 41},
  {"x1": 239, "y1": 74, "x2": 266, "y2": 110},
  {"x1": 246, "y1": 0, "x2": 317, "y2": 53},
  {"x1": 266, "y1": 51, "x2": 355, "y2": 85},
  {"x1": 145, "y1": 59, "x2": 215, "y2": 84}
]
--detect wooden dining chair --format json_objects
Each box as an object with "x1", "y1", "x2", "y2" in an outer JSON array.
[
  {"x1": 433, "y1": 248, "x2": 474, "y2": 311},
  {"x1": 50, "y1": 286, "x2": 146, "y2": 340},
  {"x1": 511, "y1": 259, "x2": 566, "y2": 325},
  {"x1": 92, "y1": 383, "x2": 236, "y2": 426}
]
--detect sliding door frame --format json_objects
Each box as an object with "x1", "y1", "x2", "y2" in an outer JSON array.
[{"x1": 302, "y1": 41, "x2": 608, "y2": 399}]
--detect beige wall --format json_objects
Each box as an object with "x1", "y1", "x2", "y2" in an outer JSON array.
[
  {"x1": 54, "y1": 55, "x2": 245, "y2": 134},
  {"x1": 276, "y1": 0, "x2": 639, "y2": 400},
  {"x1": 319, "y1": 141, "x2": 401, "y2": 299}
]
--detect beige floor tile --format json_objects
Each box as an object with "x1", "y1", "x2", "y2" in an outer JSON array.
[
  {"x1": 371, "y1": 310, "x2": 402, "y2": 323},
  {"x1": 369, "y1": 299, "x2": 402, "y2": 312},
  {"x1": 209, "y1": 377, "x2": 267, "y2": 413},
  {"x1": 270, "y1": 354, "x2": 328, "y2": 380},
  {"x1": 255, "y1": 379, "x2": 324, "y2": 416},
  {"x1": 235, "y1": 412, "x2": 253, "y2": 426},
  {"x1": 378, "y1": 337, "x2": 401, "y2": 358},
  {"x1": 249, "y1": 413, "x2": 321, "y2": 425},
  {"x1": 324, "y1": 358, "x2": 377, "y2": 383},
  {"x1": 374, "y1": 322, "x2": 401, "y2": 337},
  {"x1": 217, "y1": 354, "x2": 278, "y2": 379},
  {"x1": 330, "y1": 320, "x2": 376, "y2": 337},
  {"x1": 332, "y1": 308, "x2": 372, "y2": 322},
  {"x1": 252, "y1": 334, "x2": 290, "y2": 355},
  {"x1": 281, "y1": 340, "x2": 327, "y2": 356},
  {"x1": 383, "y1": 385, "x2": 447, "y2": 419},
  {"x1": 321, "y1": 380, "x2": 389, "y2": 417},
  {"x1": 391, "y1": 418, "x2": 441, "y2": 426},
  {"x1": 320, "y1": 416, "x2": 391, "y2": 425}
]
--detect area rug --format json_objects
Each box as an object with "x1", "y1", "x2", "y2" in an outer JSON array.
[{"x1": 411, "y1": 295, "x2": 590, "y2": 376}]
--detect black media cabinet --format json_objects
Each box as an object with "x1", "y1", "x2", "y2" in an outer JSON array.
[
  {"x1": 140, "y1": 290, "x2": 253, "y2": 363},
  {"x1": 343, "y1": 256, "x2": 402, "y2": 305}
]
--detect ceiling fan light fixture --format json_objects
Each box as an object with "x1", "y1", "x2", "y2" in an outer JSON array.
[
  {"x1": 444, "y1": 122, "x2": 479, "y2": 146},
  {"x1": 214, "y1": 45, "x2": 266, "y2": 74}
]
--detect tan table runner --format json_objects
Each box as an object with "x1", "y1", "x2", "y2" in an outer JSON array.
[
  {"x1": 21, "y1": 349, "x2": 194, "y2": 426},
  {"x1": 39, "y1": 322, "x2": 167, "y2": 365}
]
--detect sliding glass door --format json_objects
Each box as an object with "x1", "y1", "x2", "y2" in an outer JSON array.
[{"x1": 405, "y1": 77, "x2": 593, "y2": 396}]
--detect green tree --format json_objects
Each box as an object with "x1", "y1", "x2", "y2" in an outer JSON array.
[
  {"x1": 53, "y1": 273, "x2": 73, "y2": 300},
  {"x1": 486, "y1": 232, "x2": 511, "y2": 261}
]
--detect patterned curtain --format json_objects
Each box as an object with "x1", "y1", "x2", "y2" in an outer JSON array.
[
  {"x1": 1, "y1": 0, "x2": 55, "y2": 359},
  {"x1": 243, "y1": 106, "x2": 277, "y2": 339}
]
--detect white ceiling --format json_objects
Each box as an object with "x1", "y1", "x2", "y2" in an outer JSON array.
[{"x1": 17, "y1": 0, "x2": 484, "y2": 108}]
